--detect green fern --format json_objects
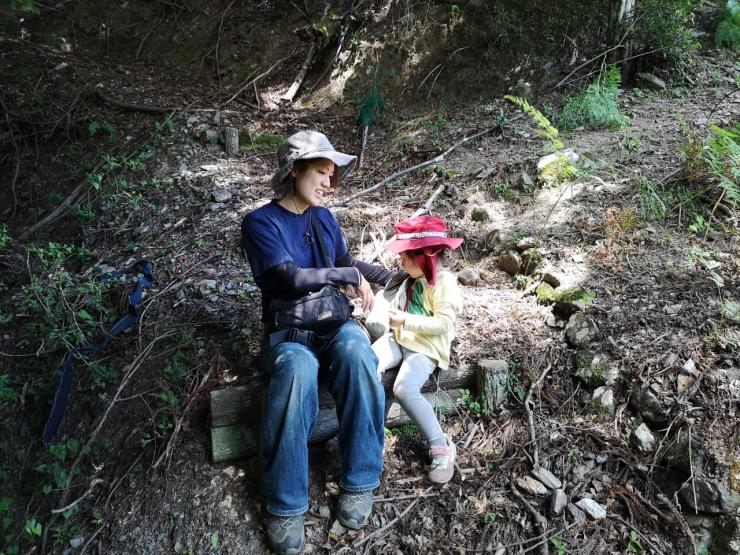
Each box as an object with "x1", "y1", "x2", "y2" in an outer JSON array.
[
  {"x1": 706, "y1": 122, "x2": 740, "y2": 210},
  {"x1": 559, "y1": 66, "x2": 628, "y2": 131},
  {"x1": 716, "y1": 0, "x2": 740, "y2": 49},
  {"x1": 357, "y1": 85, "x2": 384, "y2": 128},
  {"x1": 504, "y1": 95, "x2": 564, "y2": 151}
]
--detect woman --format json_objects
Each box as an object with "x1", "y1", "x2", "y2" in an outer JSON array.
[{"x1": 241, "y1": 130, "x2": 393, "y2": 555}]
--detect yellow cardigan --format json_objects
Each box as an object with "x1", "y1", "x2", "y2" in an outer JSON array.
[{"x1": 393, "y1": 270, "x2": 463, "y2": 369}]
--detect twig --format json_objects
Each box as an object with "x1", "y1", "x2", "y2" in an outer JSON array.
[
  {"x1": 334, "y1": 117, "x2": 520, "y2": 207},
  {"x1": 354, "y1": 486, "x2": 433, "y2": 548},
  {"x1": 656, "y1": 491, "x2": 699, "y2": 555},
  {"x1": 94, "y1": 87, "x2": 172, "y2": 114},
  {"x1": 41, "y1": 333, "x2": 173, "y2": 553},
  {"x1": 511, "y1": 485, "x2": 549, "y2": 555},
  {"x1": 135, "y1": 15, "x2": 163, "y2": 61},
  {"x1": 373, "y1": 490, "x2": 439, "y2": 502},
  {"x1": 358, "y1": 124, "x2": 369, "y2": 168},
  {"x1": 707, "y1": 85, "x2": 740, "y2": 120},
  {"x1": 281, "y1": 4, "x2": 330, "y2": 102},
  {"x1": 524, "y1": 363, "x2": 552, "y2": 467},
  {"x1": 0, "y1": 93, "x2": 20, "y2": 219},
  {"x1": 152, "y1": 362, "x2": 215, "y2": 470},
  {"x1": 215, "y1": 0, "x2": 237, "y2": 89},
  {"x1": 222, "y1": 53, "x2": 294, "y2": 107},
  {"x1": 411, "y1": 181, "x2": 447, "y2": 217},
  {"x1": 609, "y1": 514, "x2": 663, "y2": 554},
  {"x1": 51, "y1": 478, "x2": 104, "y2": 513}
]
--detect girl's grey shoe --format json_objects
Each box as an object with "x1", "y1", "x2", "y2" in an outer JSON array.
[
  {"x1": 266, "y1": 514, "x2": 304, "y2": 555},
  {"x1": 337, "y1": 490, "x2": 373, "y2": 529}
]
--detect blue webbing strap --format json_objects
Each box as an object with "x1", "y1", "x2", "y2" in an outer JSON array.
[{"x1": 42, "y1": 260, "x2": 156, "y2": 444}]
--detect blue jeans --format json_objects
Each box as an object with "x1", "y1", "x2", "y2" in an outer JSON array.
[{"x1": 260, "y1": 319, "x2": 386, "y2": 517}]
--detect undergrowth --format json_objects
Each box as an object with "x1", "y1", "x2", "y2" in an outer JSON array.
[
  {"x1": 715, "y1": 0, "x2": 740, "y2": 50},
  {"x1": 559, "y1": 66, "x2": 628, "y2": 132}
]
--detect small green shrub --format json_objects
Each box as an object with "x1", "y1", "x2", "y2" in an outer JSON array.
[
  {"x1": 631, "y1": 0, "x2": 698, "y2": 65},
  {"x1": 559, "y1": 66, "x2": 627, "y2": 131},
  {"x1": 716, "y1": 0, "x2": 740, "y2": 50}
]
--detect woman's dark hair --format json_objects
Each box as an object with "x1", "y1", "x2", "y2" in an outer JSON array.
[{"x1": 406, "y1": 247, "x2": 448, "y2": 263}]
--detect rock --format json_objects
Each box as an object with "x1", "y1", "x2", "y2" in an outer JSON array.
[
  {"x1": 206, "y1": 202, "x2": 222, "y2": 211},
  {"x1": 69, "y1": 536, "x2": 85, "y2": 549},
  {"x1": 536, "y1": 149, "x2": 579, "y2": 180},
  {"x1": 566, "y1": 503, "x2": 586, "y2": 523},
  {"x1": 516, "y1": 171, "x2": 535, "y2": 190},
  {"x1": 575, "y1": 498, "x2": 606, "y2": 520},
  {"x1": 531, "y1": 466, "x2": 562, "y2": 489},
  {"x1": 662, "y1": 430, "x2": 704, "y2": 474},
  {"x1": 574, "y1": 351, "x2": 609, "y2": 387},
  {"x1": 476, "y1": 359, "x2": 509, "y2": 412},
  {"x1": 546, "y1": 313, "x2": 567, "y2": 329},
  {"x1": 636, "y1": 72, "x2": 667, "y2": 91},
  {"x1": 551, "y1": 489, "x2": 567, "y2": 515},
  {"x1": 476, "y1": 167, "x2": 495, "y2": 179},
  {"x1": 631, "y1": 423, "x2": 656, "y2": 452},
  {"x1": 541, "y1": 270, "x2": 563, "y2": 288},
  {"x1": 318, "y1": 505, "x2": 331, "y2": 519},
  {"x1": 565, "y1": 312, "x2": 599, "y2": 347},
  {"x1": 679, "y1": 479, "x2": 739, "y2": 514},
  {"x1": 514, "y1": 236, "x2": 537, "y2": 252},
  {"x1": 520, "y1": 247, "x2": 542, "y2": 275},
  {"x1": 199, "y1": 128, "x2": 219, "y2": 144},
  {"x1": 498, "y1": 251, "x2": 521, "y2": 276},
  {"x1": 457, "y1": 267, "x2": 480, "y2": 286},
  {"x1": 198, "y1": 279, "x2": 218, "y2": 297},
  {"x1": 553, "y1": 287, "x2": 594, "y2": 317},
  {"x1": 591, "y1": 386, "x2": 615, "y2": 417},
  {"x1": 471, "y1": 206, "x2": 490, "y2": 222},
  {"x1": 536, "y1": 282, "x2": 556, "y2": 304},
  {"x1": 630, "y1": 384, "x2": 671, "y2": 424},
  {"x1": 484, "y1": 229, "x2": 504, "y2": 254},
  {"x1": 212, "y1": 187, "x2": 232, "y2": 203},
  {"x1": 516, "y1": 476, "x2": 549, "y2": 496},
  {"x1": 186, "y1": 115, "x2": 200, "y2": 127}
]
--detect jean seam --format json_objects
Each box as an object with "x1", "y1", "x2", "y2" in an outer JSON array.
[
  {"x1": 266, "y1": 504, "x2": 309, "y2": 517},
  {"x1": 339, "y1": 480, "x2": 380, "y2": 493}
]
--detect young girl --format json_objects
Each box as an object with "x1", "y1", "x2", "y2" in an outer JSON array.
[{"x1": 373, "y1": 215, "x2": 464, "y2": 484}]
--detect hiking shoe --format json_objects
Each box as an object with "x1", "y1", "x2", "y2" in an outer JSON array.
[
  {"x1": 337, "y1": 489, "x2": 373, "y2": 529},
  {"x1": 428, "y1": 435, "x2": 456, "y2": 484},
  {"x1": 266, "y1": 514, "x2": 304, "y2": 555}
]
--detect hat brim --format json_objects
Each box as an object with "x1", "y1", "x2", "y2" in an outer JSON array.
[
  {"x1": 270, "y1": 149, "x2": 357, "y2": 189},
  {"x1": 385, "y1": 236, "x2": 463, "y2": 254}
]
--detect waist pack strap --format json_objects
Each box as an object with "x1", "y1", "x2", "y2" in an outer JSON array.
[{"x1": 268, "y1": 328, "x2": 326, "y2": 349}]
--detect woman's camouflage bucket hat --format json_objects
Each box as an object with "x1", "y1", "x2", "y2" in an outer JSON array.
[{"x1": 270, "y1": 130, "x2": 357, "y2": 189}]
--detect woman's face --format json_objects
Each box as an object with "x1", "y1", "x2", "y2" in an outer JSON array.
[
  {"x1": 400, "y1": 251, "x2": 424, "y2": 279},
  {"x1": 291, "y1": 159, "x2": 335, "y2": 209}
]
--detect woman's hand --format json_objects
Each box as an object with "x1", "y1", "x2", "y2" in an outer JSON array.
[
  {"x1": 355, "y1": 275, "x2": 374, "y2": 312},
  {"x1": 388, "y1": 309, "x2": 406, "y2": 328}
]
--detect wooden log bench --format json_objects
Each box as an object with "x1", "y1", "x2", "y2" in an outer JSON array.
[{"x1": 210, "y1": 364, "x2": 480, "y2": 463}]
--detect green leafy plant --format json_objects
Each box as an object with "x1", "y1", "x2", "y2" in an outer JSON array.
[
  {"x1": 636, "y1": 175, "x2": 668, "y2": 220},
  {"x1": 559, "y1": 66, "x2": 628, "y2": 131},
  {"x1": 460, "y1": 388, "x2": 482, "y2": 415},
  {"x1": 627, "y1": 530, "x2": 643, "y2": 552},
  {"x1": 507, "y1": 371, "x2": 525, "y2": 402},
  {"x1": 10, "y1": 0, "x2": 39, "y2": 14},
  {"x1": 716, "y1": 0, "x2": 740, "y2": 50},
  {"x1": 550, "y1": 537, "x2": 568, "y2": 555},
  {"x1": 24, "y1": 518, "x2": 42, "y2": 538},
  {"x1": 0, "y1": 225, "x2": 10, "y2": 251},
  {"x1": 505, "y1": 95, "x2": 564, "y2": 152},
  {"x1": 631, "y1": 0, "x2": 697, "y2": 65}
]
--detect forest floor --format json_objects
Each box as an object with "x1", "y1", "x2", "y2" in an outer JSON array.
[{"x1": 1, "y1": 13, "x2": 739, "y2": 555}]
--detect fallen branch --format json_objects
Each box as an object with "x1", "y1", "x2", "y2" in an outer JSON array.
[
  {"x1": 222, "y1": 53, "x2": 295, "y2": 107},
  {"x1": 153, "y1": 361, "x2": 215, "y2": 470},
  {"x1": 511, "y1": 484, "x2": 549, "y2": 555},
  {"x1": 51, "y1": 478, "x2": 104, "y2": 514},
  {"x1": 524, "y1": 363, "x2": 552, "y2": 467},
  {"x1": 411, "y1": 181, "x2": 446, "y2": 217},
  {"x1": 333, "y1": 117, "x2": 520, "y2": 207},
  {"x1": 281, "y1": 4, "x2": 330, "y2": 102},
  {"x1": 354, "y1": 486, "x2": 434, "y2": 548},
  {"x1": 94, "y1": 87, "x2": 173, "y2": 114}
]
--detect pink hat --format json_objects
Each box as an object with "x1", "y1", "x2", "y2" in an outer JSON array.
[{"x1": 384, "y1": 216, "x2": 463, "y2": 254}]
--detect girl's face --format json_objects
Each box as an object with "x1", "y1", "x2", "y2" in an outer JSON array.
[
  {"x1": 400, "y1": 251, "x2": 424, "y2": 279},
  {"x1": 290, "y1": 159, "x2": 335, "y2": 210}
]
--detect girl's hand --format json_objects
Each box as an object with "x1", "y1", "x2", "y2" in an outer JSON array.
[{"x1": 388, "y1": 309, "x2": 406, "y2": 328}]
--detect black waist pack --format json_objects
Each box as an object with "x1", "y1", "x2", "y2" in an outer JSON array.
[{"x1": 270, "y1": 286, "x2": 352, "y2": 335}]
